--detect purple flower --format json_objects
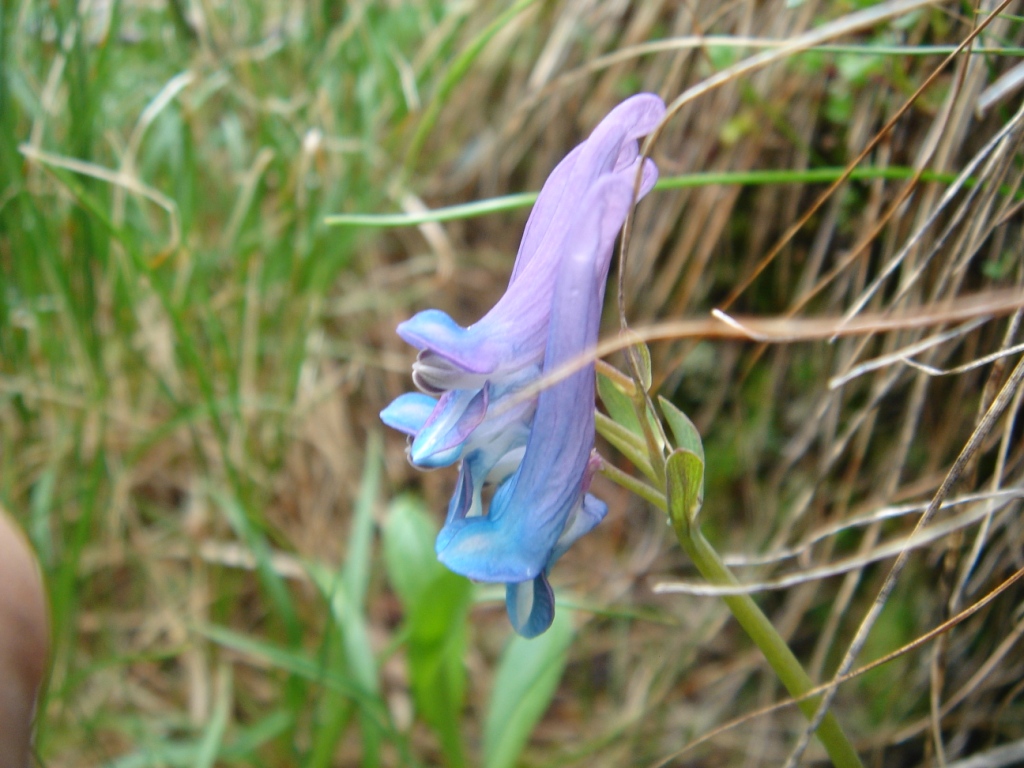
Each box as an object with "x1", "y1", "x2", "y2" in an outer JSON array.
[{"x1": 381, "y1": 94, "x2": 664, "y2": 636}]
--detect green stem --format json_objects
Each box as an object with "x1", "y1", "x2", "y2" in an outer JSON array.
[
  {"x1": 598, "y1": 461, "x2": 666, "y2": 510},
  {"x1": 599, "y1": 464, "x2": 864, "y2": 768},
  {"x1": 678, "y1": 528, "x2": 863, "y2": 768}
]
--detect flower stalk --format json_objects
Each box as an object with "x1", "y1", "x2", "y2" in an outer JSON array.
[
  {"x1": 597, "y1": 451, "x2": 863, "y2": 768},
  {"x1": 676, "y1": 527, "x2": 864, "y2": 768}
]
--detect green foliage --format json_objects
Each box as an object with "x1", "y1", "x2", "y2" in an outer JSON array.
[
  {"x1": 665, "y1": 449, "x2": 706, "y2": 532},
  {"x1": 383, "y1": 496, "x2": 472, "y2": 767},
  {"x1": 659, "y1": 397, "x2": 705, "y2": 464},
  {"x1": 483, "y1": 608, "x2": 574, "y2": 768},
  {"x1": 4, "y1": 0, "x2": 1020, "y2": 765},
  {"x1": 597, "y1": 369, "x2": 644, "y2": 436}
]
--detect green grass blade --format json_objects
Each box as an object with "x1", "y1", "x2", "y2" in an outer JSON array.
[
  {"x1": 483, "y1": 608, "x2": 574, "y2": 768},
  {"x1": 194, "y1": 665, "x2": 233, "y2": 768},
  {"x1": 403, "y1": 0, "x2": 538, "y2": 174}
]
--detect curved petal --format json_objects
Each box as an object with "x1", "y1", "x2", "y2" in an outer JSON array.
[
  {"x1": 510, "y1": 144, "x2": 584, "y2": 283},
  {"x1": 379, "y1": 393, "x2": 437, "y2": 436},
  {"x1": 436, "y1": 176, "x2": 636, "y2": 582},
  {"x1": 506, "y1": 574, "x2": 556, "y2": 638},
  {"x1": 396, "y1": 95, "x2": 666, "y2": 387},
  {"x1": 514, "y1": 94, "x2": 663, "y2": 284},
  {"x1": 410, "y1": 387, "x2": 488, "y2": 465}
]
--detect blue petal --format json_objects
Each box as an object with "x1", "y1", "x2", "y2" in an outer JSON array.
[
  {"x1": 379, "y1": 393, "x2": 437, "y2": 436},
  {"x1": 379, "y1": 393, "x2": 461, "y2": 467},
  {"x1": 550, "y1": 493, "x2": 608, "y2": 565},
  {"x1": 506, "y1": 574, "x2": 555, "y2": 638},
  {"x1": 436, "y1": 177, "x2": 637, "y2": 584},
  {"x1": 398, "y1": 309, "x2": 501, "y2": 380},
  {"x1": 410, "y1": 387, "x2": 488, "y2": 465},
  {"x1": 435, "y1": 474, "x2": 544, "y2": 583}
]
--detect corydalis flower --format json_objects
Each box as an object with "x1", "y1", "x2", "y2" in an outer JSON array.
[{"x1": 381, "y1": 94, "x2": 665, "y2": 636}]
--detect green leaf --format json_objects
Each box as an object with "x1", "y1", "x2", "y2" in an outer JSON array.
[
  {"x1": 666, "y1": 449, "x2": 705, "y2": 531},
  {"x1": 302, "y1": 433, "x2": 384, "y2": 768},
  {"x1": 659, "y1": 396, "x2": 705, "y2": 462},
  {"x1": 306, "y1": 436, "x2": 387, "y2": 767},
  {"x1": 194, "y1": 665, "x2": 232, "y2": 768},
  {"x1": 484, "y1": 608, "x2": 574, "y2": 768},
  {"x1": 407, "y1": 571, "x2": 472, "y2": 767},
  {"x1": 594, "y1": 411, "x2": 659, "y2": 483},
  {"x1": 598, "y1": 364, "x2": 666, "y2": 465},
  {"x1": 383, "y1": 494, "x2": 471, "y2": 767},
  {"x1": 382, "y1": 494, "x2": 446, "y2": 607},
  {"x1": 597, "y1": 369, "x2": 643, "y2": 436},
  {"x1": 197, "y1": 624, "x2": 364, "y2": 701},
  {"x1": 624, "y1": 337, "x2": 653, "y2": 392},
  {"x1": 342, "y1": 432, "x2": 383, "y2": 609}
]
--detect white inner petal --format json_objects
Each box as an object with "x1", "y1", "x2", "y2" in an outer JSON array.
[{"x1": 514, "y1": 581, "x2": 534, "y2": 627}]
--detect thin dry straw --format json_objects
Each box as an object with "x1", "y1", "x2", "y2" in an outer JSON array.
[
  {"x1": 784, "y1": 351, "x2": 1024, "y2": 768},
  {"x1": 618, "y1": 0, "x2": 953, "y2": 328},
  {"x1": 835, "y1": 96, "x2": 1024, "y2": 337},
  {"x1": 490, "y1": 287, "x2": 1024, "y2": 419},
  {"x1": 653, "y1": 488, "x2": 1023, "y2": 595},
  {"x1": 722, "y1": 489, "x2": 1024, "y2": 567}
]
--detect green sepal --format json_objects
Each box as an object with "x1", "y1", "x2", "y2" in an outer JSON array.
[
  {"x1": 659, "y1": 396, "x2": 704, "y2": 463},
  {"x1": 624, "y1": 336, "x2": 653, "y2": 392},
  {"x1": 597, "y1": 368, "x2": 643, "y2": 437},
  {"x1": 665, "y1": 448, "x2": 705, "y2": 532}
]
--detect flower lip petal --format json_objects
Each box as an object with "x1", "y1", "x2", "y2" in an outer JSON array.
[
  {"x1": 506, "y1": 574, "x2": 555, "y2": 638},
  {"x1": 379, "y1": 392, "x2": 437, "y2": 436},
  {"x1": 398, "y1": 309, "x2": 500, "y2": 375},
  {"x1": 410, "y1": 387, "x2": 489, "y2": 465}
]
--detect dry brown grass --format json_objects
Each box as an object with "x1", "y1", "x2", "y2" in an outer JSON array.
[
  {"x1": 369, "y1": 1, "x2": 1024, "y2": 765},
  {"x1": 4, "y1": 0, "x2": 1024, "y2": 766}
]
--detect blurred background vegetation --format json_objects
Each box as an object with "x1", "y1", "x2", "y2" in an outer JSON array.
[{"x1": 2, "y1": 0, "x2": 1023, "y2": 766}]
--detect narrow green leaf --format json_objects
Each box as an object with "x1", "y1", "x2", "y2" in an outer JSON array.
[
  {"x1": 326, "y1": 167, "x2": 994, "y2": 229},
  {"x1": 383, "y1": 494, "x2": 471, "y2": 767},
  {"x1": 198, "y1": 623, "x2": 363, "y2": 700},
  {"x1": 194, "y1": 664, "x2": 232, "y2": 768},
  {"x1": 306, "y1": 640, "x2": 354, "y2": 768},
  {"x1": 594, "y1": 411, "x2": 658, "y2": 483},
  {"x1": 625, "y1": 338, "x2": 653, "y2": 392},
  {"x1": 344, "y1": 432, "x2": 383, "y2": 607},
  {"x1": 382, "y1": 494, "x2": 446, "y2": 607},
  {"x1": 105, "y1": 711, "x2": 291, "y2": 768},
  {"x1": 659, "y1": 396, "x2": 705, "y2": 462},
  {"x1": 211, "y1": 489, "x2": 300, "y2": 639},
  {"x1": 408, "y1": 571, "x2": 472, "y2": 768},
  {"x1": 597, "y1": 370, "x2": 643, "y2": 436},
  {"x1": 483, "y1": 608, "x2": 574, "y2": 768}
]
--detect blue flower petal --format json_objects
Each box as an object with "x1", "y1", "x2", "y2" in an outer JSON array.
[
  {"x1": 436, "y1": 176, "x2": 637, "y2": 584},
  {"x1": 506, "y1": 574, "x2": 555, "y2": 639},
  {"x1": 550, "y1": 493, "x2": 608, "y2": 565},
  {"x1": 379, "y1": 393, "x2": 438, "y2": 436},
  {"x1": 410, "y1": 387, "x2": 488, "y2": 465}
]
